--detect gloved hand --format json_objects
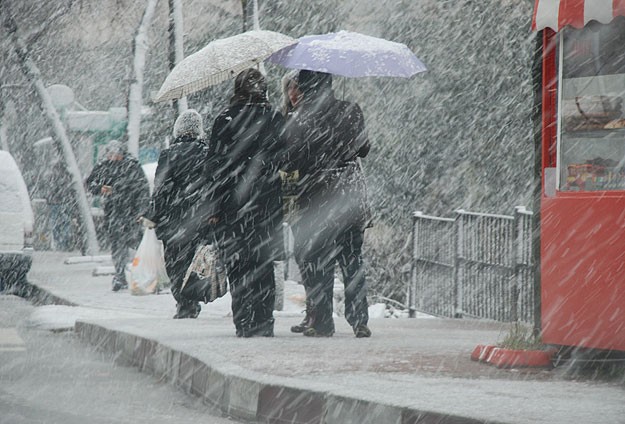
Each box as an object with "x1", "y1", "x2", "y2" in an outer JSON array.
[{"x1": 139, "y1": 217, "x2": 156, "y2": 229}]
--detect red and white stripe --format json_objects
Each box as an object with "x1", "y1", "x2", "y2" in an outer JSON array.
[{"x1": 532, "y1": 0, "x2": 625, "y2": 32}]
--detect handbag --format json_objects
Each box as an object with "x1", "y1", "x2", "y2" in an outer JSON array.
[
  {"x1": 180, "y1": 243, "x2": 228, "y2": 303},
  {"x1": 324, "y1": 160, "x2": 373, "y2": 229}
]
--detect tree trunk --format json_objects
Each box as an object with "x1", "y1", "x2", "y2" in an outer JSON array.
[
  {"x1": 241, "y1": 0, "x2": 248, "y2": 32},
  {"x1": 252, "y1": 0, "x2": 260, "y2": 30},
  {"x1": 1, "y1": 4, "x2": 100, "y2": 255},
  {"x1": 251, "y1": 0, "x2": 266, "y2": 74},
  {"x1": 168, "y1": 0, "x2": 187, "y2": 115},
  {"x1": 0, "y1": 100, "x2": 9, "y2": 151},
  {"x1": 127, "y1": 0, "x2": 159, "y2": 158}
]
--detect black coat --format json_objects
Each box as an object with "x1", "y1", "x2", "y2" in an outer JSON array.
[
  {"x1": 148, "y1": 135, "x2": 214, "y2": 245},
  {"x1": 47, "y1": 162, "x2": 75, "y2": 206},
  {"x1": 86, "y1": 154, "x2": 150, "y2": 238},
  {"x1": 284, "y1": 91, "x2": 370, "y2": 233},
  {"x1": 210, "y1": 101, "x2": 285, "y2": 263}
]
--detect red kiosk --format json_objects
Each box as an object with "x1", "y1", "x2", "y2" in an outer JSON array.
[{"x1": 534, "y1": 0, "x2": 625, "y2": 352}]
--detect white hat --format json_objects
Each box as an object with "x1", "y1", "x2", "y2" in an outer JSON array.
[
  {"x1": 105, "y1": 139, "x2": 124, "y2": 155},
  {"x1": 173, "y1": 109, "x2": 204, "y2": 139}
]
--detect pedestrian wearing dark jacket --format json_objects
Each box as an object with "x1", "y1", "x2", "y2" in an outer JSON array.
[
  {"x1": 86, "y1": 140, "x2": 150, "y2": 292},
  {"x1": 144, "y1": 109, "x2": 215, "y2": 319},
  {"x1": 210, "y1": 68, "x2": 285, "y2": 337},
  {"x1": 279, "y1": 71, "x2": 312, "y2": 333},
  {"x1": 47, "y1": 159, "x2": 78, "y2": 251},
  {"x1": 283, "y1": 70, "x2": 372, "y2": 338}
]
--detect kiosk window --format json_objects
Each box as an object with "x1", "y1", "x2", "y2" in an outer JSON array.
[{"x1": 559, "y1": 18, "x2": 625, "y2": 191}]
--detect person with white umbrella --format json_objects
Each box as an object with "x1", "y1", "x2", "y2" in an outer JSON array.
[{"x1": 210, "y1": 68, "x2": 286, "y2": 338}]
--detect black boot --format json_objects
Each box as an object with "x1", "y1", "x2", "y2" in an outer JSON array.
[
  {"x1": 173, "y1": 302, "x2": 201, "y2": 319},
  {"x1": 301, "y1": 307, "x2": 334, "y2": 337},
  {"x1": 302, "y1": 327, "x2": 334, "y2": 337},
  {"x1": 290, "y1": 316, "x2": 309, "y2": 333},
  {"x1": 290, "y1": 299, "x2": 311, "y2": 333},
  {"x1": 353, "y1": 324, "x2": 372, "y2": 338},
  {"x1": 236, "y1": 319, "x2": 274, "y2": 337},
  {"x1": 112, "y1": 276, "x2": 128, "y2": 292}
]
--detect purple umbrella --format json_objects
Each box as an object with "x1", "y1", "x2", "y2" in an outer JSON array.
[{"x1": 267, "y1": 30, "x2": 427, "y2": 78}]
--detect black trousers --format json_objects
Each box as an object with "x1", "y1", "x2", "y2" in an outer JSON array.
[
  {"x1": 227, "y1": 252, "x2": 275, "y2": 336},
  {"x1": 163, "y1": 239, "x2": 200, "y2": 305},
  {"x1": 293, "y1": 223, "x2": 369, "y2": 333},
  {"x1": 109, "y1": 226, "x2": 140, "y2": 283}
]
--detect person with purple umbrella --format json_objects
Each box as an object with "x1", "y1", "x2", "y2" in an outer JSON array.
[{"x1": 283, "y1": 70, "x2": 372, "y2": 338}]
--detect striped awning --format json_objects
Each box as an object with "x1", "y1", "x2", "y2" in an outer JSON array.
[{"x1": 532, "y1": 0, "x2": 625, "y2": 32}]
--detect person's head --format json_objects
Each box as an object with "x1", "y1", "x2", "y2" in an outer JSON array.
[
  {"x1": 230, "y1": 68, "x2": 268, "y2": 105},
  {"x1": 297, "y1": 70, "x2": 332, "y2": 99},
  {"x1": 104, "y1": 140, "x2": 124, "y2": 161},
  {"x1": 280, "y1": 70, "x2": 301, "y2": 115},
  {"x1": 173, "y1": 109, "x2": 204, "y2": 139}
]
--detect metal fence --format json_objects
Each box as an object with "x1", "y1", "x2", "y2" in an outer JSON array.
[{"x1": 409, "y1": 207, "x2": 534, "y2": 323}]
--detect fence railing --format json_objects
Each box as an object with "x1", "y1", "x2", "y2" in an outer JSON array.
[{"x1": 409, "y1": 207, "x2": 534, "y2": 323}]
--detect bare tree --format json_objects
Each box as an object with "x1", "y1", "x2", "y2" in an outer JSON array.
[
  {"x1": 241, "y1": 0, "x2": 248, "y2": 32},
  {"x1": 0, "y1": 98, "x2": 9, "y2": 151},
  {"x1": 252, "y1": 0, "x2": 260, "y2": 31},
  {"x1": 168, "y1": 0, "x2": 187, "y2": 115},
  {"x1": 126, "y1": 0, "x2": 159, "y2": 158},
  {"x1": 0, "y1": 64, "x2": 15, "y2": 151},
  {"x1": 1, "y1": 0, "x2": 99, "y2": 255}
]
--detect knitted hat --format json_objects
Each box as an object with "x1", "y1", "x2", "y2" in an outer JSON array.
[
  {"x1": 173, "y1": 109, "x2": 204, "y2": 139},
  {"x1": 105, "y1": 139, "x2": 124, "y2": 156}
]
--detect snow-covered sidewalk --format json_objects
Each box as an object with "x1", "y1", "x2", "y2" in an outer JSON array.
[{"x1": 23, "y1": 251, "x2": 625, "y2": 424}]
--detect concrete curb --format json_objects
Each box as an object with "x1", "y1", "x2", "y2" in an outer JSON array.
[
  {"x1": 75, "y1": 321, "x2": 503, "y2": 424},
  {"x1": 14, "y1": 279, "x2": 77, "y2": 307}
]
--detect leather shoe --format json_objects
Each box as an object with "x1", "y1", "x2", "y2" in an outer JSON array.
[{"x1": 353, "y1": 325, "x2": 372, "y2": 338}]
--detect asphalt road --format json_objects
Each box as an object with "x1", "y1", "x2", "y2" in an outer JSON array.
[{"x1": 0, "y1": 294, "x2": 247, "y2": 424}]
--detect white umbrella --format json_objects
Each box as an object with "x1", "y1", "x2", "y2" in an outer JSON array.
[{"x1": 153, "y1": 30, "x2": 296, "y2": 102}]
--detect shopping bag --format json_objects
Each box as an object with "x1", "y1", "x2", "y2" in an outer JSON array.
[
  {"x1": 129, "y1": 228, "x2": 170, "y2": 295},
  {"x1": 180, "y1": 243, "x2": 228, "y2": 303}
]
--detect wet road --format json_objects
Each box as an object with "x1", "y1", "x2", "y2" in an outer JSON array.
[{"x1": 0, "y1": 295, "x2": 246, "y2": 424}]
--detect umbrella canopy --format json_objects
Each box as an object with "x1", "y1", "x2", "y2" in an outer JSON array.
[
  {"x1": 532, "y1": 0, "x2": 625, "y2": 32},
  {"x1": 154, "y1": 30, "x2": 296, "y2": 102},
  {"x1": 266, "y1": 30, "x2": 426, "y2": 78}
]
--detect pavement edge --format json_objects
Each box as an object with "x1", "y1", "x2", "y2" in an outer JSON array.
[{"x1": 74, "y1": 321, "x2": 505, "y2": 424}]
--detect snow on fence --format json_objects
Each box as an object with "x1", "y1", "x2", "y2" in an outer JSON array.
[{"x1": 409, "y1": 207, "x2": 534, "y2": 324}]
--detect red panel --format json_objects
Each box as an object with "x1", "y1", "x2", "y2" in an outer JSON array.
[
  {"x1": 542, "y1": 30, "x2": 558, "y2": 169},
  {"x1": 532, "y1": 0, "x2": 540, "y2": 31},
  {"x1": 559, "y1": 0, "x2": 585, "y2": 29},
  {"x1": 541, "y1": 194, "x2": 625, "y2": 351},
  {"x1": 615, "y1": 0, "x2": 625, "y2": 17}
]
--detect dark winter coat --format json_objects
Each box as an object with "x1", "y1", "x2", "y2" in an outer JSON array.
[
  {"x1": 86, "y1": 154, "x2": 150, "y2": 239},
  {"x1": 47, "y1": 162, "x2": 75, "y2": 206},
  {"x1": 210, "y1": 101, "x2": 286, "y2": 263},
  {"x1": 147, "y1": 135, "x2": 214, "y2": 245},
  {"x1": 283, "y1": 89, "x2": 371, "y2": 234}
]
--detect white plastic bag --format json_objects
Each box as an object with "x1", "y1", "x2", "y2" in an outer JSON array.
[{"x1": 129, "y1": 228, "x2": 170, "y2": 295}]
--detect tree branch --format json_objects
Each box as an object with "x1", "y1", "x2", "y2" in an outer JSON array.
[{"x1": 24, "y1": 1, "x2": 74, "y2": 46}]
